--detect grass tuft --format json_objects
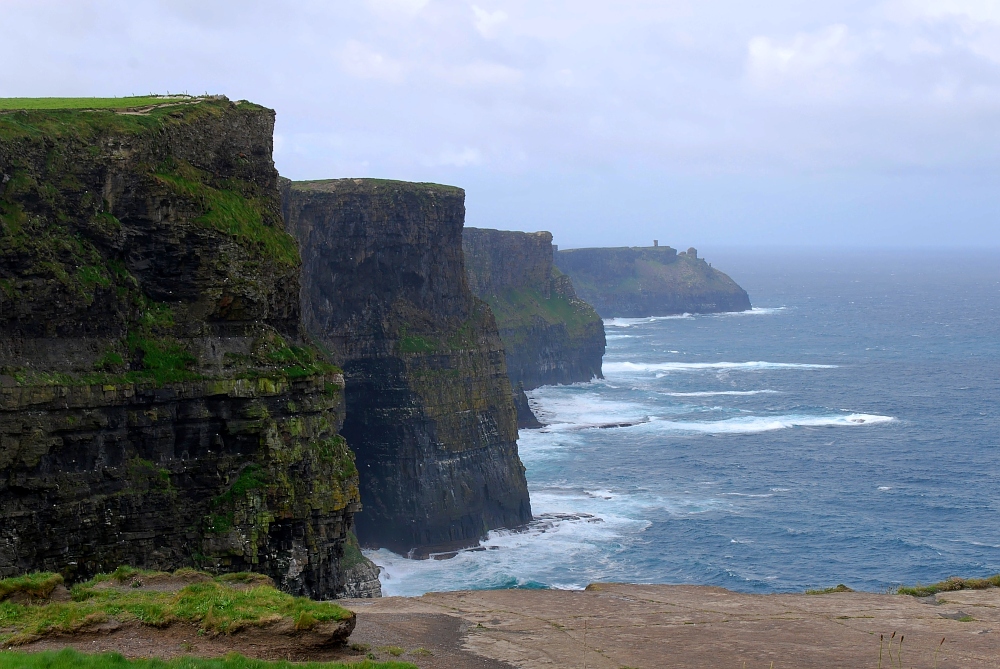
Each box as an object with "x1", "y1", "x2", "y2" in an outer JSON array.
[
  {"x1": 0, "y1": 573, "x2": 64, "y2": 601},
  {"x1": 897, "y1": 574, "x2": 1000, "y2": 597},
  {"x1": 805, "y1": 584, "x2": 854, "y2": 595},
  {"x1": 0, "y1": 648, "x2": 414, "y2": 668}
]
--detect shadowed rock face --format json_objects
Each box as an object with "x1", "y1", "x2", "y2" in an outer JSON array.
[
  {"x1": 281, "y1": 179, "x2": 531, "y2": 556},
  {"x1": 463, "y1": 228, "x2": 605, "y2": 394},
  {"x1": 0, "y1": 99, "x2": 362, "y2": 598},
  {"x1": 555, "y1": 246, "x2": 751, "y2": 317}
]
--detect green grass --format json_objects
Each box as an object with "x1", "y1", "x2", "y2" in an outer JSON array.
[
  {"x1": 0, "y1": 96, "x2": 197, "y2": 110},
  {"x1": 485, "y1": 285, "x2": 600, "y2": 342},
  {"x1": 0, "y1": 574, "x2": 64, "y2": 601},
  {"x1": 154, "y1": 163, "x2": 298, "y2": 267},
  {"x1": 805, "y1": 584, "x2": 854, "y2": 595},
  {"x1": 0, "y1": 649, "x2": 414, "y2": 669},
  {"x1": 0, "y1": 570, "x2": 354, "y2": 645},
  {"x1": 398, "y1": 334, "x2": 439, "y2": 354},
  {"x1": 897, "y1": 574, "x2": 1000, "y2": 597}
]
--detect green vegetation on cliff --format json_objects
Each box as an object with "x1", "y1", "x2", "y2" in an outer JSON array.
[
  {"x1": 0, "y1": 97, "x2": 314, "y2": 387},
  {"x1": 462, "y1": 228, "x2": 606, "y2": 392},
  {"x1": 0, "y1": 651, "x2": 415, "y2": 669},
  {"x1": 0, "y1": 96, "x2": 201, "y2": 111},
  {"x1": 155, "y1": 159, "x2": 299, "y2": 266},
  {"x1": 0, "y1": 569, "x2": 352, "y2": 646},
  {"x1": 481, "y1": 280, "x2": 597, "y2": 349}
]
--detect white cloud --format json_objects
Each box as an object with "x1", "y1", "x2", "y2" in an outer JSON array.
[
  {"x1": 471, "y1": 5, "x2": 507, "y2": 38},
  {"x1": 883, "y1": 0, "x2": 1000, "y2": 24},
  {"x1": 338, "y1": 40, "x2": 406, "y2": 82},
  {"x1": 746, "y1": 24, "x2": 856, "y2": 94},
  {"x1": 444, "y1": 60, "x2": 523, "y2": 86},
  {"x1": 365, "y1": 0, "x2": 430, "y2": 18},
  {"x1": 427, "y1": 146, "x2": 483, "y2": 167}
]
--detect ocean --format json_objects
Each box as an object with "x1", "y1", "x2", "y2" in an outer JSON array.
[{"x1": 366, "y1": 249, "x2": 1000, "y2": 596}]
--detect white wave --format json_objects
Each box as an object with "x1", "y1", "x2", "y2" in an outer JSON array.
[
  {"x1": 604, "y1": 315, "x2": 692, "y2": 327},
  {"x1": 603, "y1": 308, "x2": 785, "y2": 328},
  {"x1": 605, "y1": 334, "x2": 634, "y2": 340},
  {"x1": 723, "y1": 307, "x2": 787, "y2": 316},
  {"x1": 526, "y1": 391, "x2": 653, "y2": 431},
  {"x1": 605, "y1": 361, "x2": 838, "y2": 373},
  {"x1": 635, "y1": 413, "x2": 894, "y2": 434},
  {"x1": 367, "y1": 489, "x2": 651, "y2": 596},
  {"x1": 662, "y1": 390, "x2": 781, "y2": 397}
]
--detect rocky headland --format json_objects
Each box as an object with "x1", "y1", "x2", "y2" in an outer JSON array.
[
  {"x1": 0, "y1": 98, "x2": 365, "y2": 598},
  {"x1": 281, "y1": 180, "x2": 531, "y2": 557},
  {"x1": 555, "y1": 245, "x2": 751, "y2": 317}
]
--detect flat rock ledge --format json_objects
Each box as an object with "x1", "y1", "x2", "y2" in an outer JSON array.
[{"x1": 339, "y1": 583, "x2": 1000, "y2": 668}]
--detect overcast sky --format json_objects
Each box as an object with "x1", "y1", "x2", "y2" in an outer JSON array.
[{"x1": 3, "y1": 0, "x2": 999, "y2": 248}]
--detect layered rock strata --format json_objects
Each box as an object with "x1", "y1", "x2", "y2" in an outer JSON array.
[
  {"x1": 463, "y1": 228, "x2": 605, "y2": 395},
  {"x1": 555, "y1": 246, "x2": 751, "y2": 317},
  {"x1": 281, "y1": 179, "x2": 532, "y2": 556},
  {"x1": 0, "y1": 98, "x2": 365, "y2": 598}
]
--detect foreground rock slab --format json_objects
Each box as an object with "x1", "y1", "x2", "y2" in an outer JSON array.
[{"x1": 342, "y1": 583, "x2": 1000, "y2": 668}]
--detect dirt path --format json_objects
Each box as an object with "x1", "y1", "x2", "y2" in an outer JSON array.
[{"x1": 22, "y1": 583, "x2": 1000, "y2": 667}]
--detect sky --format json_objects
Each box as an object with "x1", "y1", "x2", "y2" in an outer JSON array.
[{"x1": 2, "y1": 0, "x2": 999, "y2": 249}]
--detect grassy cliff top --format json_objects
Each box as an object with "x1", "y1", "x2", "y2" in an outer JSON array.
[
  {"x1": 290, "y1": 177, "x2": 464, "y2": 197},
  {"x1": 557, "y1": 245, "x2": 678, "y2": 254},
  {"x1": 0, "y1": 95, "x2": 212, "y2": 110},
  {"x1": 0, "y1": 96, "x2": 269, "y2": 143},
  {"x1": 0, "y1": 568, "x2": 353, "y2": 646}
]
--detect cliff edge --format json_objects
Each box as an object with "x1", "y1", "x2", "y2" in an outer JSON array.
[
  {"x1": 463, "y1": 228, "x2": 605, "y2": 406},
  {"x1": 282, "y1": 179, "x2": 531, "y2": 556},
  {"x1": 555, "y1": 245, "x2": 751, "y2": 317},
  {"x1": 0, "y1": 97, "x2": 366, "y2": 598}
]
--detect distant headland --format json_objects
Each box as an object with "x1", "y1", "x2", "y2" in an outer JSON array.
[{"x1": 555, "y1": 243, "x2": 751, "y2": 317}]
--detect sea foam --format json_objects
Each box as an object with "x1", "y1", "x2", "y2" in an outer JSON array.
[
  {"x1": 604, "y1": 361, "x2": 838, "y2": 373},
  {"x1": 662, "y1": 390, "x2": 781, "y2": 397},
  {"x1": 629, "y1": 413, "x2": 894, "y2": 434}
]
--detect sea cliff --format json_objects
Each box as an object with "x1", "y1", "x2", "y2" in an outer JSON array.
[
  {"x1": 555, "y1": 245, "x2": 751, "y2": 316},
  {"x1": 463, "y1": 228, "x2": 605, "y2": 421},
  {"x1": 0, "y1": 98, "x2": 369, "y2": 598},
  {"x1": 281, "y1": 179, "x2": 532, "y2": 556}
]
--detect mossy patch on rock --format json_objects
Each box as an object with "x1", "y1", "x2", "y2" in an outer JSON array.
[{"x1": 463, "y1": 228, "x2": 606, "y2": 393}]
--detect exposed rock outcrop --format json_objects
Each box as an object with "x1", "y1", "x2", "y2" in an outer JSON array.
[
  {"x1": 0, "y1": 98, "x2": 363, "y2": 598},
  {"x1": 281, "y1": 179, "x2": 532, "y2": 556},
  {"x1": 555, "y1": 245, "x2": 751, "y2": 317},
  {"x1": 463, "y1": 228, "x2": 606, "y2": 397}
]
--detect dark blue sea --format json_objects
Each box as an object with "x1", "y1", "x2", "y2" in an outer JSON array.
[{"x1": 367, "y1": 250, "x2": 1000, "y2": 596}]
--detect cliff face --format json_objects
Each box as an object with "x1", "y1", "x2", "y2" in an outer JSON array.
[
  {"x1": 282, "y1": 179, "x2": 531, "y2": 556},
  {"x1": 0, "y1": 99, "x2": 363, "y2": 598},
  {"x1": 555, "y1": 246, "x2": 751, "y2": 317},
  {"x1": 463, "y1": 228, "x2": 605, "y2": 393}
]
